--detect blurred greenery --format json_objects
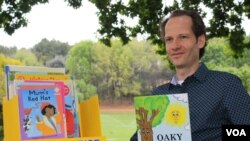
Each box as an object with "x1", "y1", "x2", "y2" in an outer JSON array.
[{"x1": 101, "y1": 112, "x2": 136, "y2": 141}]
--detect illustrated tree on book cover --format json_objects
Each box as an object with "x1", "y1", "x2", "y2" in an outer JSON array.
[{"x1": 134, "y1": 96, "x2": 169, "y2": 141}]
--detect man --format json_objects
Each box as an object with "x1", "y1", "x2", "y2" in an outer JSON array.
[{"x1": 130, "y1": 10, "x2": 250, "y2": 141}]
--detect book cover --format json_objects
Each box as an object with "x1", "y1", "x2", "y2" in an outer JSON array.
[
  {"x1": 4, "y1": 65, "x2": 65, "y2": 100},
  {"x1": 17, "y1": 81, "x2": 66, "y2": 140},
  {"x1": 15, "y1": 74, "x2": 80, "y2": 138},
  {"x1": 134, "y1": 93, "x2": 192, "y2": 141},
  {"x1": 63, "y1": 76, "x2": 80, "y2": 138}
]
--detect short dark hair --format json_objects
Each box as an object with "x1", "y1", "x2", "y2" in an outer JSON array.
[
  {"x1": 160, "y1": 10, "x2": 206, "y2": 59},
  {"x1": 41, "y1": 104, "x2": 57, "y2": 115}
]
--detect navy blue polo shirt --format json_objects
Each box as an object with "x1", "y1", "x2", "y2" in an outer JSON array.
[
  {"x1": 153, "y1": 63, "x2": 250, "y2": 140},
  {"x1": 130, "y1": 63, "x2": 250, "y2": 141}
]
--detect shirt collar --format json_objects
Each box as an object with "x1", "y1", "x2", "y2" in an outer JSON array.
[
  {"x1": 170, "y1": 75, "x2": 179, "y2": 85},
  {"x1": 170, "y1": 62, "x2": 209, "y2": 85}
]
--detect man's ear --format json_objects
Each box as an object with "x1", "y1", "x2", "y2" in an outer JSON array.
[{"x1": 198, "y1": 34, "x2": 206, "y2": 49}]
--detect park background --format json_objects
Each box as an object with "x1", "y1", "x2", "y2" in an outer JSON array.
[{"x1": 0, "y1": 0, "x2": 250, "y2": 141}]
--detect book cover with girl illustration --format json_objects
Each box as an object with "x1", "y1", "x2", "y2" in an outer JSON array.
[
  {"x1": 15, "y1": 74, "x2": 80, "y2": 138},
  {"x1": 17, "y1": 81, "x2": 66, "y2": 140}
]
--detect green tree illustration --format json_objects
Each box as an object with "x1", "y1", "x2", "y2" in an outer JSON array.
[{"x1": 134, "y1": 96, "x2": 169, "y2": 141}]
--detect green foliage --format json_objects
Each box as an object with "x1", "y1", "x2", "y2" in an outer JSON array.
[
  {"x1": 134, "y1": 96, "x2": 169, "y2": 128},
  {"x1": 0, "y1": 0, "x2": 49, "y2": 34},
  {"x1": 203, "y1": 37, "x2": 250, "y2": 92},
  {"x1": 66, "y1": 40, "x2": 93, "y2": 81},
  {"x1": 124, "y1": 39, "x2": 171, "y2": 95},
  {"x1": 202, "y1": 37, "x2": 235, "y2": 67},
  {"x1": 89, "y1": 0, "x2": 250, "y2": 56},
  {"x1": 76, "y1": 79, "x2": 97, "y2": 102},
  {"x1": 234, "y1": 48, "x2": 250, "y2": 67},
  {"x1": 66, "y1": 39, "x2": 171, "y2": 102},
  {"x1": 0, "y1": 0, "x2": 83, "y2": 35},
  {"x1": 0, "y1": 45, "x2": 17, "y2": 57},
  {"x1": 31, "y1": 38, "x2": 70, "y2": 65},
  {"x1": 66, "y1": 40, "x2": 98, "y2": 101},
  {"x1": 0, "y1": 53, "x2": 23, "y2": 102},
  {"x1": 14, "y1": 48, "x2": 40, "y2": 66},
  {"x1": 1, "y1": 0, "x2": 250, "y2": 56}
]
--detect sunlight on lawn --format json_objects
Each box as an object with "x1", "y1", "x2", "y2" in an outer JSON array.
[{"x1": 101, "y1": 112, "x2": 136, "y2": 141}]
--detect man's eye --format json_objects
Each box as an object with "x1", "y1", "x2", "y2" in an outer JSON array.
[
  {"x1": 180, "y1": 35, "x2": 188, "y2": 39},
  {"x1": 165, "y1": 38, "x2": 172, "y2": 43}
]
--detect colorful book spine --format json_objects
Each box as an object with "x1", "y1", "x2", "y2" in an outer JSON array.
[{"x1": 4, "y1": 65, "x2": 65, "y2": 100}]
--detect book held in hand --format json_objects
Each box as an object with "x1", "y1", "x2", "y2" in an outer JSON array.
[{"x1": 134, "y1": 93, "x2": 192, "y2": 141}]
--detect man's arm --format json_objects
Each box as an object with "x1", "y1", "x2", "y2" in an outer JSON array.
[
  {"x1": 224, "y1": 75, "x2": 250, "y2": 124},
  {"x1": 130, "y1": 132, "x2": 138, "y2": 141}
]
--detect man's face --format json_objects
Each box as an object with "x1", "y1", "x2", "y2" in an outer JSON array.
[{"x1": 164, "y1": 15, "x2": 205, "y2": 69}]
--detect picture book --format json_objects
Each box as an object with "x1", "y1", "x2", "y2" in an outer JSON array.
[
  {"x1": 15, "y1": 74, "x2": 80, "y2": 138},
  {"x1": 62, "y1": 76, "x2": 80, "y2": 138},
  {"x1": 134, "y1": 93, "x2": 192, "y2": 141},
  {"x1": 4, "y1": 65, "x2": 65, "y2": 100},
  {"x1": 17, "y1": 81, "x2": 66, "y2": 140}
]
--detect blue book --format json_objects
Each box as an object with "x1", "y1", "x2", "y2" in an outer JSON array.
[
  {"x1": 17, "y1": 81, "x2": 66, "y2": 140},
  {"x1": 14, "y1": 74, "x2": 80, "y2": 138}
]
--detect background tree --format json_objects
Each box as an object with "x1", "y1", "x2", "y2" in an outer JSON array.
[
  {"x1": 0, "y1": 0, "x2": 82, "y2": 35},
  {"x1": 202, "y1": 37, "x2": 235, "y2": 68},
  {"x1": 90, "y1": 0, "x2": 250, "y2": 56},
  {"x1": 1, "y1": 0, "x2": 249, "y2": 56},
  {"x1": 31, "y1": 38, "x2": 70, "y2": 65},
  {"x1": 0, "y1": 45, "x2": 17, "y2": 57},
  {"x1": 66, "y1": 40, "x2": 98, "y2": 101},
  {"x1": 66, "y1": 39, "x2": 172, "y2": 102},
  {"x1": 234, "y1": 48, "x2": 250, "y2": 67},
  {"x1": 14, "y1": 48, "x2": 40, "y2": 66},
  {"x1": 202, "y1": 37, "x2": 250, "y2": 92},
  {"x1": 125, "y1": 39, "x2": 171, "y2": 96}
]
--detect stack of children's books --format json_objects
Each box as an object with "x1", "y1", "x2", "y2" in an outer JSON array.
[{"x1": 4, "y1": 65, "x2": 80, "y2": 140}]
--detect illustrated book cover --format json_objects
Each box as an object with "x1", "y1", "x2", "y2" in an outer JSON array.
[
  {"x1": 17, "y1": 81, "x2": 66, "y2": 140},
  {"x1": 15, "y1": 74, "x2": 80, "y2": 138},
  {"x1": 134, "y1": 93, "x2": 192, "y2": 141}
]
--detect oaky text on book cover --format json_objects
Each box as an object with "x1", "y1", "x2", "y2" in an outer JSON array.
[{"x1": 134, "y1": 93, "x2": 192, "y2": 141}]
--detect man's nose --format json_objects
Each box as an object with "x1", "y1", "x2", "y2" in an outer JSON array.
[{"x1": 171, "y1": 38, "x2": 181, "y2": 50}]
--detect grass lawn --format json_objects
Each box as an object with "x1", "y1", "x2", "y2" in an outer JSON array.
[{"x1": 100, "y1": 111, "x2": 137, "y2": 141}]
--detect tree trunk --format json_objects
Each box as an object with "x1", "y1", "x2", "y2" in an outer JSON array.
[{"x1": 140, "y1": 122, "x2": 153, "y2": 141}]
